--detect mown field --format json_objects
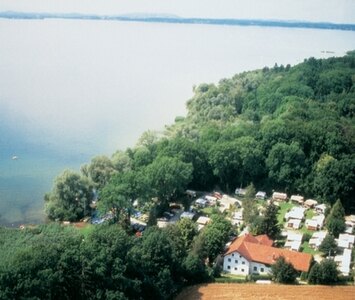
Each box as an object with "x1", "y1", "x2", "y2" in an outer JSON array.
[{"x1": 175, "y1": 283, "x2": 355, "y2": 300}]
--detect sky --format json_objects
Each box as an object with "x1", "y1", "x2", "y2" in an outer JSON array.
[{"x1": 1, "y1": 0, "x2": 355, "y2": 23}]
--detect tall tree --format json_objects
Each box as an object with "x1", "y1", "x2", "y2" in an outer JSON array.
[
  {"x1": 266, "y1": 142, "x2": 306, "y2": 191},
  {"x1": 143, "y1": 156, "x2": 193, "y2": 207},
  {"x1": 82, "y1": 155, "x2": 117, "y2": 189},
  {"x1": 44, "y1": 170, "x2": 93, "y2": 221},
  {"x1": 308, "y1": 259, "x2": 339, "y2": 285},
  {"x1": 271, "y1": 256, "x2": 298, "y2": 284},
  {"x1": 127, "y1": 227, "x2": 178, "y2": 300},
  {"x1": 319, "y1": 234, "x2": 337, "y2": 257},
  {"x1": 257, "y1": 202, "x2": 280, "y2": 239},
  {"x1": 208, "y1": 141, "x2": 241, "y2": 191},
  {"x1": 312, "y1": 155, "x2": 355, "y2": 210},
  {"x1": 326, "y1": 199, "x2": 346, "y2": 237},
  {"x1": 111, "y1": 150, "x2": 132, "y2": 173},
  {"x1": 199, "y1": 215, "x2": 232, "y2": 265},
  {"x1": 158, "y1": 137, "x2": 214, "y2": 189},
  {"x1": 80, "y1": 225, "x2": 135, "y2": 299}
]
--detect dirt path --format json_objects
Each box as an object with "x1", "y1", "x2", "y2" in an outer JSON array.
[{"x1": 175, "y1": 283, "x2": 355, "y2": 300}]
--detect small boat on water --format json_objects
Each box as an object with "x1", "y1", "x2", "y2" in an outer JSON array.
[{"x1": 12, "y1": 155, "x2": 19, "y2": 160}]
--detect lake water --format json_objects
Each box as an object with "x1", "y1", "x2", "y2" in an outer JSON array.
[{"x1": 1, "y1": 19, "x2": 355, "y2": 225}]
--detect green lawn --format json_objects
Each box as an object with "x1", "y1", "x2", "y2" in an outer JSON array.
[
  {"x1": 305, "y1": 209, "x2": 315, "y2": 220},
  {"x1": 201, "y1": 206, "x2": 218, "y2": 216},
  {"x1": 301, "y1": 241, "x2": 321, "y2": 255},
  {"x1": 216, "y1": 273, "x2": 247, "y2": 283},
  {"x1": 277, "y1": 202, "x2": 294, "y2": 225},
  {"x1": 299, "y1": 209, "x2": 316, "y2": 235},
  {"x1": 299, "y1": 226, "x2": 313, "y2": 235}
]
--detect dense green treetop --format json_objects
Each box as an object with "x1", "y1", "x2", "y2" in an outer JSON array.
[
  {"x1": 326, "y1": 199, "x2": 346, "y2": 237},
  {"x1": 271, "y1": 256, "x2": 298, "y2": 284},
  {"x1": 45, "y1": 170, "x2": 93, "y2": 221},
  {"x1": 166, "y1": 52, "x2": 355, "y2": 212},
  {"x1": 5, "y1": 53, "x2": 355, "y2": 300},
  {"x1": 45, "y1": 52, "x2": 355, "y2": 224},
  {"x1": 308, "y1": 259, "x2": 339, "y2": 285},
  {"x1": 319, "y1": 234, "x2": 338, "y2": 257}
]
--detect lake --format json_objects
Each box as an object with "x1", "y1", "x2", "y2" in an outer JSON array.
[{"x1": 1, "y1": 19, "x2": 355, "y2": 226}]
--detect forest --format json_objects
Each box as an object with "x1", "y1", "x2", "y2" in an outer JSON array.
[
  {"x1": 45, "y1": 51, "x2": 355, "y2": 220},
  {"x1": 0, "y1": 52, "x2": 354, "y2": 299}
]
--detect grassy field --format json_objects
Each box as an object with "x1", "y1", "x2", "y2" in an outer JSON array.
[
  {"x1": 277, "y1": 202, "x2": 294, "y2": 224},
  {"x1": 175, "y1": 283, "x2": 355, "y2": 300},
  {"x1": 214, "y1": 273, "x2": 247, "y2": 283},
  {"x1": 201, "y1": 207, "x2": 215, "y2": 216},
  {"x1": 301, "y1": 241, "x2": 321, "y2": 255}
]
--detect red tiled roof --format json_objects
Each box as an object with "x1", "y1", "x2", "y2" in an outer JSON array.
[
  {"x1": 225, "y1": 234, "x2": 312, "y2": 272},
  {"x1": 255, "y1": 234, "x2": 273, "y2": 247},
  {"x1": 225, "y1": 234, "x2": 260, "y2": 256}
]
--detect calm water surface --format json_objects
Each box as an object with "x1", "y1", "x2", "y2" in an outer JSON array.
[{"x1": 1, "y1": 19, "x2": 355, "y2": 225}]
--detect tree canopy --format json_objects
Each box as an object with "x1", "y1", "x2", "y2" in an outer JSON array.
[
  {"x1": 326, "y1": 199, "x2": 346, "y2": 237},
  {"x1": 308, "y1": 259, "x2": 339, "y2": 285},
  {"x1": 45, "y1": 170, "x2": 93, "y2": 221},
  {"x1": 46, "y1": 53, "x2": 355, "y2": 223},
  {"x1": 271, "y1": 256, "x2": 298, "y2": 284}
]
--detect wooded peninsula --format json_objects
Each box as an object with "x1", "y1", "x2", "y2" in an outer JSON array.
[{"x1": 1, "y1": 52, "x2": 354, "y2": 299}]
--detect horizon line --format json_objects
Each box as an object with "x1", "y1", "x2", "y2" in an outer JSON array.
[{"x1": 1, "y1": 11, "x2": 354, "y2": 31}]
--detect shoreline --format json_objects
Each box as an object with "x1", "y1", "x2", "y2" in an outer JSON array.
[{"x1": 1, "y1": 12, "x2": 355, "y2": 31}]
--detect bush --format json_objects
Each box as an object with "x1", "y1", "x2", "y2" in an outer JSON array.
[
  {"x1": 319, "y1": 234, "x2": 337, "y2": 256},
  {"x1": 338, "y1": 275, "x2": 353, "y2": 284},
  {"x1": 271, "y1": 256, "x2": 298, "y2": 284},
  {"x1": 214, "y1": 277, "x2": 247, "y2": 283},
  {"x1": 300, "y1": 272, "x2": 308, "y2": 281},
  {"x1": 247, "y1": 274, "x2": 273, "y2": 282},
  {"x1": 302, "y1": 233, "x2": 312, "y2": 243},
  {"x1": 308, "y1": 259, "x2": 339, "y2": 285}
]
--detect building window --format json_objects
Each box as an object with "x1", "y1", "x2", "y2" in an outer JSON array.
[
  {"x1": 235, "y1": 260, "x2": 238, "y2": 264},
  {"x1": 228, "y1": 258, "x2": 231, "y2": 262},
  {"x1": 227, "y1": 265, "x2": 230, "y2": 269},
  {"x1": 242, "y1": 261, "x2": 245, "y2": 265},
  {"x1": 234, "y1": 267, "x2": 238, "y2": 270},
  {"x1": 253, "y1": 266, "x2": 257, "y2": 271},
  {"x1": 261, "y1": 267, "x2": 264, "y2": 272},
  {"x1": 241, "y1": 269, "x2": 244, "y2": 272},
  {"x1": 232, "y1": 253, "x2": 234, "y2": 257}
]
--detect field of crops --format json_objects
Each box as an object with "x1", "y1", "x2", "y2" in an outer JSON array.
[{"x1": 175, "y1": 283, "x2": 355, "y2": 300}]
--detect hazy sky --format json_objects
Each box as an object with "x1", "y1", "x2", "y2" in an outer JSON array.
[{"x1": 1, "y1": 0, "x2": 355, "y2": 23}]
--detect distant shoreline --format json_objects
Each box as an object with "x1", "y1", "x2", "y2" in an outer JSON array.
[{"x1": 1, "y1": 11, "x2": 355, "y2": 31}]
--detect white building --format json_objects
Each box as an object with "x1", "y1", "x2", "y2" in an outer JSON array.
[
  {"x1": 285, "y1": 207, "x2": 306, "y2": 221},
  {"x1": 335, "y1": 248, "x2": 352, "y2": 276},
  {"x1": 309, "y1": 231, "x2": 327, "y2": 249},
  {"x1": 195, "y1": 198, "x2": 208, "y2": 208},
  {"x1": 336, "y1": 234, "x2": 355, "y2": 249},
  {"x1": 235, "y1": 188, "x2": 246, "y2": 196},
  {"x1": 286, "y1": 218, "x2": 302, "y2": 230},
  {"x1": 219, "y1": 195, "x2": 241, "y2": 213},
  {"x1": 345, "y1": 215, "x2": 355, "y2": 234},
  {"x1": 205, "y1": 195, "x2": 217, "y2": 205},
  {"x1": 180, "y1": 211, "x2": 195, "y2": 220},
  {"x1": 290, "y1": 195, "x2": 304, "y2": 205},
  {"x1": 304, "y1": 199, "x2": 318, "y2": 208},
  {"x1": 196, "y1": 216, "x2": 211, "y2": 231},
  {"x1": 305, "y1": 214, "x2": 325, "y2": 231},
  {"x1": 315, "y1": 204, "x2": 327, "y2": 214},
  {"x1": 232, "y1": 210, "x2": 244, "y2": 226},
  {"x1": 284, "y1": 232, "x2": 303, "y2": 251},
  {"x1": 255, "y1": 191, "x2": 266, "y2": 200},
  {"x1": 223, "y1": 234, "x2": 312, "y2": 276},
  {"x1": 272, "y1": 192, "x2": 287, "y2": 202}
]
